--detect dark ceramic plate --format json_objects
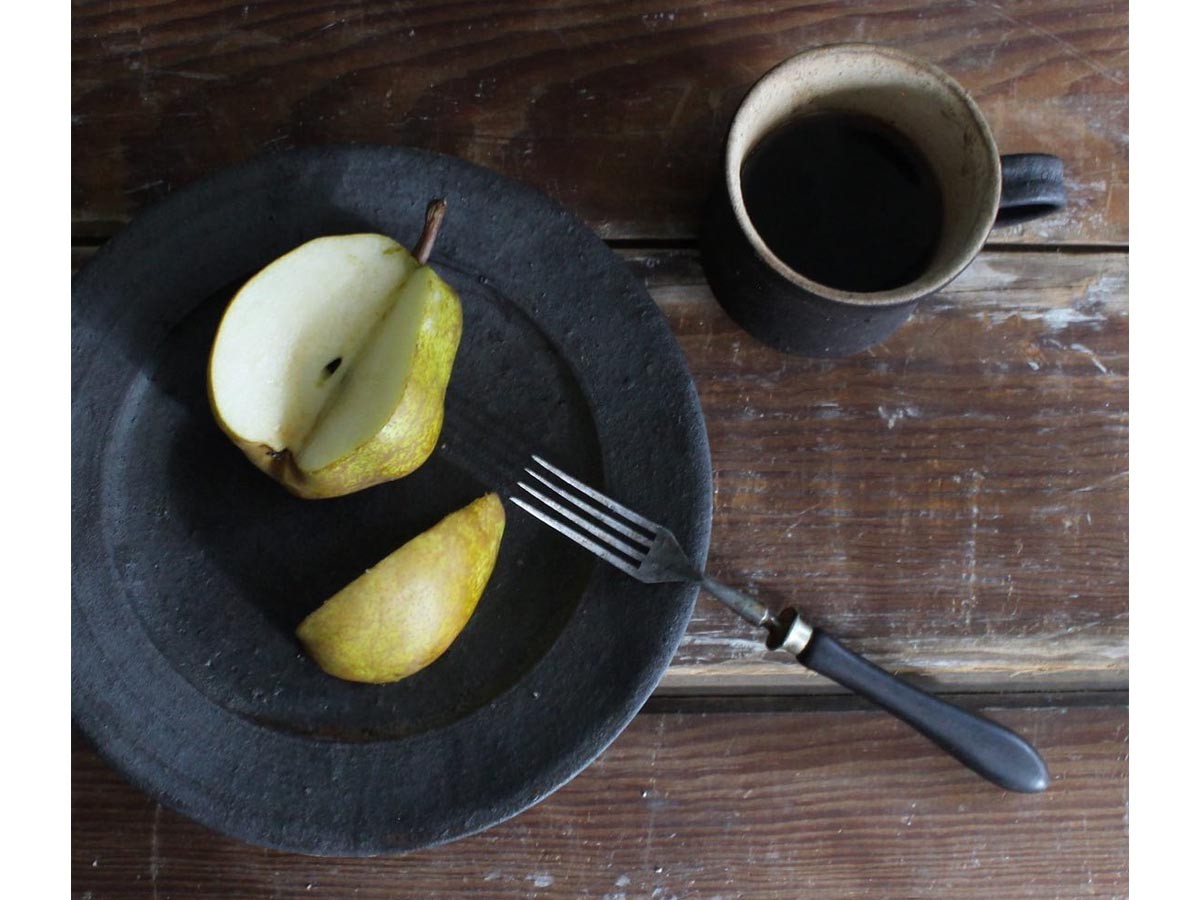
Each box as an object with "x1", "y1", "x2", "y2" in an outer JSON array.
[{"x1": 72, "y1": 146, "x2": 711, "y2": 855}]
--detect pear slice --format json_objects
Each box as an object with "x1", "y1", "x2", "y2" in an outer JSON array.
[
  {"x1": 208, "y1": 206, "x2": 462, "y2": 498},
  {"x1": 296, "y1": 493, "x2": 505, "y2": 684}
]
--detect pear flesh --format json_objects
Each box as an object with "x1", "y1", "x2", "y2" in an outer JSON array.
[
  {"x1": 296, "y1": 493, "x2": 506, "y2": 684},
  {"x1": 208, "y1": 232, "x2": 462, "y2": 498}
]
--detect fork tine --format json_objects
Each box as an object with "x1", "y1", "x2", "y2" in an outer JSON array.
[
  {"x1": 525, "y1": 469, "x2": 653, "y2": 548},
  {"x1": 531, "y1": 455, "x2": 659, "y2": 534},
  {"x1": 517, "y1": 481, "x2": 646, "y2": 562},
  {"x1": 510, "y1": 496, "x2": 642, "y2": 579}
]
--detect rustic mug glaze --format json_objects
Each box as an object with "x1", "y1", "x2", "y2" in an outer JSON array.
[{"x1": 701, "y1": 44, "x2": 1066, "y2": 357}]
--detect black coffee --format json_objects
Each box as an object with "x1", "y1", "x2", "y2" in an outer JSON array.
[{"x1": 740, "y1": 111, "x2": 943, "y2": 293}]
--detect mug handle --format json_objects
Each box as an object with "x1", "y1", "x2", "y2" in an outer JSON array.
[{"x1": 995, "y1": 153, "x2": 1066, "y2": 226}]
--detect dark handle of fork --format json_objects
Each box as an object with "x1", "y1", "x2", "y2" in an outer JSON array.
[{"x1": 772, "y1": 612, "x2": 1050, "y2": 793}]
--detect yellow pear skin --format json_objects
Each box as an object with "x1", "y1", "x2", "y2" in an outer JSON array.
[
  {"x1": 207, "y1": 223, "x2": 462, "y2": 500},
  {"x1": 231, "y1": 267, "x2": 462, "y2": 499},
  {"x1": 296, "y1": 493, "x2": 505, "y2": 684}
]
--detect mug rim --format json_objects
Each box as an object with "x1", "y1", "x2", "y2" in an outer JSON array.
[{"x1": 725, "y1": 43, "x2": 1002, "y2": 308}]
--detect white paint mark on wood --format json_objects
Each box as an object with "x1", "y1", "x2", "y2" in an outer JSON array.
[
  {"x1": 878, "y1": 405, "x2": 922, "y2": 428},
  {"x1": 1035, "y1": 306, "x2": 1106, "y2": 330},
  {"x1": 122, "y1": 180, "x2": 165, "y2": 195},
  {"x1": 1072, "y1": 472, "x2": 1128, "y2": 494},
  {"x1": 961, "y1": 471, "x2": 983, "y2": 625},
  {"x1": 972, "y1": 1, "x2": 1126, "y2": 84},
  {"x1": 149, "y1": 67, "x2": 229, "y2": 81},
  {"x1": 1069, "y1": 343, "x2": 1111, "y2": 374}
]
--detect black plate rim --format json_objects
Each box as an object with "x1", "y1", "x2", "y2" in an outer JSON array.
[{"x1": 71, "y1": 144, "x2": 712, "y2": 855}]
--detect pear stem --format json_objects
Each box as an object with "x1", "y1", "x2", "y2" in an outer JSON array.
[{"x1": 415, "y1": 198, "x2": 447, "y2": 265}]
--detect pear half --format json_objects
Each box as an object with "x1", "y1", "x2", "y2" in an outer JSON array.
[
  {"x1": 296, "y1": 493, "x2": 505, "y2": 684},
  {"x1": 208, "y1": 231, "x2": 462, "y2": 499}
]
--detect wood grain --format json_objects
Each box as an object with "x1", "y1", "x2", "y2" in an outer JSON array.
[
  {"x1": 71, "y1": 0, "x2": 1128, "y2": 243},
  {"x1": 72, "y1": 705, "x2": 1128, "y2": 899},
  {"x1": 70, "y1": 245, "x2": 1128, "y2": 692},
  {"x1": 637, "y1": 248, "x2": 1128, "y2": 693},
  {"x1": 71, "y1": 2, "x2": 1129, "y2": 890}
]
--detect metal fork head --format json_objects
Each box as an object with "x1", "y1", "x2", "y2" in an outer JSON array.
[{"x1": 511, "y1": 455, "x2": 701, "y2": 585}]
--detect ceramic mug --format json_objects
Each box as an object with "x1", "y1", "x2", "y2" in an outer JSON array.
[{"x1": 701, "y1": 44, "x2": 1066, "y2": 358}]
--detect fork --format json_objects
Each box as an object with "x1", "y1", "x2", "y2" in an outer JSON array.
[{"x1": 513, "y1": 455, "x2": 1050, "y2": 793}]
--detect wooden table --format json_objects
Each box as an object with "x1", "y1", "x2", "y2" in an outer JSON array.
[{"x1": 72, "y1": 1, "x2": 1128, "y2": 896}]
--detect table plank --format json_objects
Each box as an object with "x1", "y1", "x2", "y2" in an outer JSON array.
[
  {"x1": 71, "y1": 0, "x2": 1127, "y2": 243},
  {"x1": 70, "y1": 244, "x2": 1128, "y2": 693},
  {"x1": 72, "y1": 704, "x2": 1128, "y2": 898},
  {"x1": 639, "y1": 248, "x2": 1127, "y2": 693}
]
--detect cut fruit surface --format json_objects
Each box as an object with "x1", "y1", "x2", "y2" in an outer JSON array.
[
  {"x1": 297, "y1": 267, "x2": 433, "y2": 472},
  {"x1": 209, "y1": 234, "x2": 417, "y2": 452},
  {"x1": 207, "y1": 228, "x2": 462, "y2": 499}
]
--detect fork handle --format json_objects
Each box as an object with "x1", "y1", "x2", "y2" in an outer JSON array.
[{"x1": 785, "y1": 625, "x2": 1050, "y2": 793}]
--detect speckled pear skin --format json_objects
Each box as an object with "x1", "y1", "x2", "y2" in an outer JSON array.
[
  {"x1": 216, "y1": 265, "x2": 463, "y2": 500},
  {"x1": 296, "y1": 493, "x2": 505, "y2": 683},
  {"x1": 71, "y1": 145, "x2": 712, "y2": 855}
]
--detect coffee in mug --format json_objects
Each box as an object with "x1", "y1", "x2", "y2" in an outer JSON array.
[{"x1": 702, "y1": 43, "x2": 1067, "y2": 357}]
